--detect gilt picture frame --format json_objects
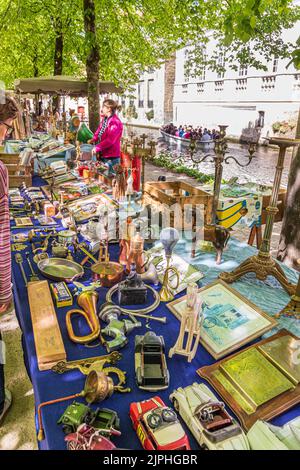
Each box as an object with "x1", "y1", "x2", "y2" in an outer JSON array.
[{"x1": 167, "y1": 279, "x2": 277, "y2": 359}]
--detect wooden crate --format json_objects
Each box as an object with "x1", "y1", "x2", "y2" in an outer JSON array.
[
  {"x1": 144, "y1": 180, "x2": 214, "y2": 226},
  {"x1": 0, "y1": 152, "x2": 21, "y2": 165},
  {"x1": 8, "y1": 174, "x2": 32, "y2": 188}
]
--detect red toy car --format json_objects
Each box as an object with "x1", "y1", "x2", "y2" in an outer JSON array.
[
  {"x1": 65, "y1": 424, "x2": 121, "y2": 450},
  {"x1": 130, "y1": 396, "x2": 190, "y2": 450}
]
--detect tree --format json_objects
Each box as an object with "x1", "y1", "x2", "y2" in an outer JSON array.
[
  {"x1": 0, "y1": 0, "x2": 84, "y2": 87},
  {"x1": 183, "y1": 0, "x2": 300, "y2": 78},
  {"x1": 83, "y1": 0, "x2": 100, "y2": 132},
  {"x1": 277, "y1": 115, "x2": 300, "y2": 270}
]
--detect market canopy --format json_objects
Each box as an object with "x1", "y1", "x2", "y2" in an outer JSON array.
[{"x1": 14, "y1": 75, "x2": 123, "y2": 96}]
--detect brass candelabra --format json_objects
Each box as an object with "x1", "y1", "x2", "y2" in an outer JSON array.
[
  {"x1": 189, "y1": 125, "x2": 256, "y2": 263},
  {"x1": 189, "y1": 125, "x2": 257, "y2": 225},
  {"x1": 220, "y1": 137, "x2": 300, "y2": 295}
]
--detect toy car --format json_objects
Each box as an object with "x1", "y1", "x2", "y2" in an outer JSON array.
[
  {"x1": 57, "y1": 401, "x2": 120, "y2": 435},
  {"x1": 135, "y1": 331, "x2": 169, "y2": 391},
  {"x1": 130, "y1": 396, "x2": 190, "y2": 450},
  {"x1": 65, "y1": 424, "x2": 121, "y2": 450},
  {"x1": 170, "y1": 383, "x2": 249, "y2": 450}
]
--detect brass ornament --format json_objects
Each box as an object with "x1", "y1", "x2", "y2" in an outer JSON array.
[
  {"x1": 219, "y1": 138, "x2": 300, "y2": 295},
  {"x1": 275, "y1": 261, "x2": 300, "y2": 319},
  {"x1": 52, "y1": 351, "x2": 122, "y2": 375},
  {"x1": 66, "y1": 291, "x2": 100, "y2": 344}
]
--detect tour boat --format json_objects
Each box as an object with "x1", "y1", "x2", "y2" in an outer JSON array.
[{"x1": 160, "y1": 129, "x2": 215, "y2": 149}]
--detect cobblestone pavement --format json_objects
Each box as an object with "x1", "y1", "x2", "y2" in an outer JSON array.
[{"x1": 143, "y1": 139, "x2": 293, "y2": 257}]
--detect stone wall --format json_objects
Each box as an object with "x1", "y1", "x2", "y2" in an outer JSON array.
[{"x1": 164, "y1": 54, "x2": 176, "y2": 124}]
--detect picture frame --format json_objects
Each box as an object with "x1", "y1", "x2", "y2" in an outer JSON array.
[{"x1": 167, "y1": 279, "x2": 277, "y2": 359}]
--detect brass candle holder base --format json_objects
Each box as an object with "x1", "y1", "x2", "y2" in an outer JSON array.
[
  {"x1": 275, "y1": 265, "x2": 300, "y2": 319},
  {"x1": 219, "y1": 253, "x2": 296, "y2": 296},
  {"x1": 220, "y1": 137, "x2": 300, "y2": 297},
  {"x1": 276, "y1": 297, "x2": 300, "y2": 319}
]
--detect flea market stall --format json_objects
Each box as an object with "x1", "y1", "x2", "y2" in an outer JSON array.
[{"x1": 4, "y1": 128, "x2": 300, "y2": 451}]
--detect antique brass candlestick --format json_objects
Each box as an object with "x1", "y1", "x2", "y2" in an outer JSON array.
[
  {"x1": 220, "y1": 138, "x2": 300, "y2": 295},
  {"x1": 276, "y1": 260, "x2": 300, "y2": 319}
]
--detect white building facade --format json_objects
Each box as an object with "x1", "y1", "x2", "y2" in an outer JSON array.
[
  {"x1": 173, "y1": 25, "x2": 300, "y2": 140},
  {"x1": 125, "y1": 24, "x2": 300, "y2": 140}
]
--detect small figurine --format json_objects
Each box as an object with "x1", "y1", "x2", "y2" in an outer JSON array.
[
  {"x1": 112, "y1": 164, "x2": 126, "y2": 201},
  {"x1": 169, "y1": 282, "x2": 203, "y2": 363},
  {"x1": 126, "y1": 169, "x2": 134, "y2": 206}
]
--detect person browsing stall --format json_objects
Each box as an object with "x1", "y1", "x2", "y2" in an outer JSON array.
[
  {"x1": 0, "y1": 94, "x2": 18, "y2": 425},
  {"x1": 89, "y1": 99, "x2": 123, "y2": 174}
]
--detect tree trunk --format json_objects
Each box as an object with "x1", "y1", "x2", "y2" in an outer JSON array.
[
  {"x1": 83, "y1": 0, "x2": 100, "y2": 133},
  {"x1": 277, "y1": 107, "x2": 300, "y2": 270},
  {"x1": 53, "y1": 18, "x2": 63, "y2": 112}
]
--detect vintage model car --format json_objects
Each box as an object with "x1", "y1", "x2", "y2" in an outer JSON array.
[
  {"x1": 130, "y1": 396, "x2": 190, "y2": 450},
  {"x1": 170, "y1": 383, "x2": 250, "y2": 450},
  {"x1": 57, "y1": 401, "x2": 120, "y2": 435},
  {"x1": 65, "y1": 424, "x2": 121, "y2": 450},
  {"x1": 135, "y1": 331, "x2": 169, "y2": 391}
]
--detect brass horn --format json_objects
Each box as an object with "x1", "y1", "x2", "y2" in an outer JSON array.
[{"x1": 66, "y1": 291, "x2": 100, "y2": 344}]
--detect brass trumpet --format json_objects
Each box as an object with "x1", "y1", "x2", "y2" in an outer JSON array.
[{"x1": 66, "y1": 291, "x2": 100, "y2": 344}]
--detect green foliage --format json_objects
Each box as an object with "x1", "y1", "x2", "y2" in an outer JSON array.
[
  {"x1": 184, "y1": 0, "x2": 300, "y2": 75},
  {"x1": 0, "y1": 0, "x2": 84, "y2": 87},
  {"x1": 151, "y1": 152, "x2": 214, "y2": 184},
  {"x1": 145, "y1": 109, "x2": 154, "y2": 121},
  {"x1": 0, "y1": 0, "x2": 299, "y2": 90}
]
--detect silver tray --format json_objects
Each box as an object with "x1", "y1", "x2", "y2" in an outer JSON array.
[{"x1": 37, "y1": 257, "x2": 84, "y2": 283}]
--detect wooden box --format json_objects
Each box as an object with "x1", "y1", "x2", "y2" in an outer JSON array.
[
  {"x1": 144, "y1": 180, "x2": 214, "y2": 228},
  {"x1": 0, "y1": 152, "x2": 21, "y2": 165},
  {"x1": 8, "y1": 173, "x2": 32, "y2": 188},
  {"x1": 27, "y1": 281, "x2": 66, "y2": 371}
]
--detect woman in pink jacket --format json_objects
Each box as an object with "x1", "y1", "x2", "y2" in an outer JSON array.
[{"x1": 89, "y1": 99, "x2": 123, "y2": 174}]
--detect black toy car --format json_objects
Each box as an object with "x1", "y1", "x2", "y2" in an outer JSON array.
[{"x1": 135, "y1": 331, "x2": 170, "y2": 391}]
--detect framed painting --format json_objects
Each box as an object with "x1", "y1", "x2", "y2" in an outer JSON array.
[{"x1": 167, "y1": 279, "x2": 277, "y2": 359}]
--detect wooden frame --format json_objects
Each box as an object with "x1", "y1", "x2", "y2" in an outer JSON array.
[
  {"x1": 167, "y1": 279, "x2": 277, "y2": 359},
  {"x1": 197, "y1": 330, "x2": 300, "y2": 431}
]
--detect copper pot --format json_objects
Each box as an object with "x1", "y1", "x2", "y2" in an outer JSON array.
[{"x1": 91, "y1": 261, "x2": 124, "y2": 287}]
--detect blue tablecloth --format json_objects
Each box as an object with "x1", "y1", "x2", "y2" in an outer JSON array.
[{"x1": 11, "y1": 184, "x2": 300, "y2": 450}]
